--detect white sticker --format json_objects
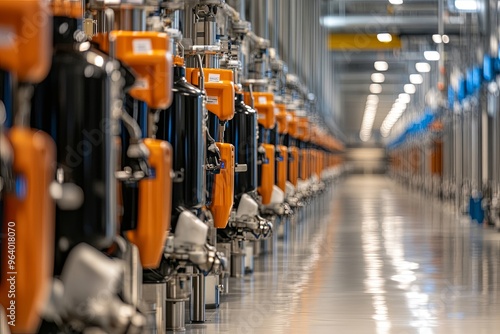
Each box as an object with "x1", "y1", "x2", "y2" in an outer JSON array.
[
  {"x1": 206, "y1": 96, "x2": 219, "y2": 105},
  {"x1": 286, "y1": 114, "x2": 293, "y2": 121},
  {"x1": 133, "y1": 78, "x2": 148, "y2": 89},
  {"x1": 208, "y1": 73, "x2": 220, "y2": 82},
  {"x1": 258, "y1": 113, "x2": 266, "y2": 119},
  {"x1": 0, "y1": 26, "x2": 15, "y2": 48},
  {"x1": 258, "y1": 96, "x2": 267, "y2": 104},
  {"x1": 132, "y1": 39, "x2": 152, "y2": 54},
  {"x1": 274, "y1": 107, "x2": 280, "y2": 115}
]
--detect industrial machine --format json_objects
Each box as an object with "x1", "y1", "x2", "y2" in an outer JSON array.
[{"x1": 0, "y1": 1, "x2": 345, "y2": 333}]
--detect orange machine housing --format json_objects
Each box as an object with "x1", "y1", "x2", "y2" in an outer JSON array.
[
  {"x1": 244, "y1": 92, "x2": 276, "y2": 129},
  {"x1": 189, "y1": 68, "x2": 235, "y2": 121},
  {"x1": 276, "y1": 104, "x2": 288, "y2": 135},
  {"x1": 0, "y1": 0, "x2": 52, "y2": 82},
  {"x1": 2, "y1": 129, "x2": 55, "y2": 333},
  {"x1": 209, "y1": 143, "x2": 235, "y2": 228},
  {"x1": 99, "y1": 31, "x2": 173, "y2": 109},
  {"x1": 126, "y1": 139, "x2": 172, "y2": 269},
  {"x1": 287, "y1": 112, "x2": 299, "y2": 186},
  {"x1": 51, "y1": 0, "x2": 83, "y2": 19},
  {"x1": 288, "y1": 147, "x2": 299, "y2": 186},
  {"x1": 277, "y1": 145, "x2": 288, "y2": 192},
  {"x1": 259, "y1": 143, "x2": 276, "y2": 205}
]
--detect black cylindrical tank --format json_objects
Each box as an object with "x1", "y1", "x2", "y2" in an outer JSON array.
[
  {"x1": 120, "y1": 97, "x2": 148, "y2": 232},
  {"x1": 225, "y1": 93, "x2": 258, "y2": 198},
  {"x1": 156, "y1": 66, "x2": 205, "y2": 210},
  {"x1": 31, "y1": 16, "x2": 121, "y2": 274}
]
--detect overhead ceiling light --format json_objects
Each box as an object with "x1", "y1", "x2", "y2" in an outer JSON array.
[
  {"x1": 415, "y1": 62, "x2": 431, "y2": 73},
  {"x1": 442, "y1": 35, "x2": 450, "y2": 43},
  {"x1": 424, "y1": 51, "x2": 440, "y2": 61},
  {"x1": 370, "y1": 83, "x2": 383, "y2": 94},
  {"x1": 374, "y1": 61, "x2": 389, "y2": 71},
  {"x1": 404, "y1": 84, "x2": 416, "y2": 94},
  {"x1": 388, "y1": 0, "x2": 403, "y2": 4},
  {"x1": 454, "y1": 0, "x2": 478, "y2": 11},
  {"x1": 432, "y1": 34, "x2": 442, "y2": 44},
  {"x1": 409, "y1": 74, "x2": 424, "y2": 85},
  {"x1": 371, "y1": 73, "x2": 386, "y2": 83},
  {"x1": 399, "y1": 93, "x2": 411, "y2": 104},
  {"x1": 377, "y1": 33, "x2": 393, "y2": 43}
]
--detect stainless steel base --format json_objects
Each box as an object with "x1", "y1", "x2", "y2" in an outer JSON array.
[
  {"x1": 204, "y1": 274, "x2": 220, "y2": 309},
  {"x1": 190, "y1": 271, "x2": 205, "y2": 323},
  {"x1": 143, "y1": 282, "x2": 166, "y2": 334},
  {"x1": 217, "y1": 242, "x2": 231, "y2": 294},
  {"x1": 231, "y1": 240, "x2": 246, "y2": 277},
  {"x1": 165, "y1": 298, "x2": 186, "y2": 332}
]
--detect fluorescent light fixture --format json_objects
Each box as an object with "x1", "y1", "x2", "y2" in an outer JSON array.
[
  {"x1": 399, "y1": 93, "x2": 411, "y2": 104},
  {"x1": 404, "y1": 84, "x2": 416, "y2": 94},
  {"x1": 432, "y1": 34, "x2": 442, "y2": 44},
  {"x1": 442, "y1": 35, "x2": 450, "y2": 43},
  {"x1": 454, "y1": 0, "x2": 478, "y2": 11},
  {"x1": 409, "y1": 74, "x2": 423, "y2": 84},
  {"x1": 415, "y1": 62, "x2": 431, "y2": 73},
  {"x1": 377, "y1": 33, "x2": 393, "y2": 43},
  {"x1": 319, "y1": 16, "x2": 346, "y2": 28},
  {"x1": 371, "y1": 73, "x2": 385, "y2": 83},
  {"x1": 370, "y1": 84, "x2": 383, "y2": 94},
  {"x1": 424, "y1": 51, "x2": 440, "y2": 61},
  {"x1": 388, "y1": 0, "x2": 403, "y2": 4},
  {"x1": 374, "y1": 61, "x2": 389, "y2": 71}
]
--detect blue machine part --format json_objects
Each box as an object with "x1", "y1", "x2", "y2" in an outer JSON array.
[
  {"x1": 448, "y1": 86, "x2": 455, "y2": 110},
  {"x1": 469, "y1": 194, "x2": 484, "y2": 224},
  {"x1": 457, "y1": 76, "x2": 466, "y2": 103}
]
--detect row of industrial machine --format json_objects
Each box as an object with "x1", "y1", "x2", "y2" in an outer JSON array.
[
  {"x1": 387, "y1": 5, "x2": 500, "y2": 228},
  {"x1": 0, "y1": 0, "x2": 344, "y2": 333}
]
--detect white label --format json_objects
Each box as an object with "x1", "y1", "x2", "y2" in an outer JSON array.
[
  {"x1": 274, "y1": 107, "x2": 280, "y2": 115},
  {"x1": 286, "y1": 114, "x2": 293, "y2": 122},
  {"x1": 258, "y1": 96, "x2": 267, "y2": 104},
  {"x1": 132, "y1": 39, "x2": 152, "y2": 54},
  {"x1": 133, "y1": 78, "x2": 148, "y2": 89},
  {"x1": 0, "y1": 26, "x2": 15, "y2": 48},
  {"x1": 258, "y1": 113, "x2": 266, "y2": 119},
  {"x1": 208, "y1": 73, "x2": 220, "y2": 82},
  {"x1": 206, "y1": 96, "x2": 219, "y2": 105}
]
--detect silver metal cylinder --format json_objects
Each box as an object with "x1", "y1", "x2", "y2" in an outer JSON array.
[
  {"x1": 190, "y1": 270, "x2": 205, "y2": 323},
  {"x1": 231, "y1": 239, "x2": 246, "y2": 277},
  {"x1": 143, "y1": 282, "x2": 166, "y2": 334},
  {"x1": 218, "y1": 242, "x2": 231, "y2": 293},
  {"x1": 165, "y1": 277, "x2": 189, "y2": 332}
]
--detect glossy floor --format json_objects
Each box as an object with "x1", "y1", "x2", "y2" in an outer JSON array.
[{"x1": 186, "y1": 175, "x2": 500, "y2": 334}]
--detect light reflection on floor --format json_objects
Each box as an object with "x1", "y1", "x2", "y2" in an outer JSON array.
[{"x1": 185, "y1": 175, "x2": 500, "y2": 334}]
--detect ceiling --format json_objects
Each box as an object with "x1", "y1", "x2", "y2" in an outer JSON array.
[{"x1": 322, "y1": 0, "x2": 462, "y2": 145}]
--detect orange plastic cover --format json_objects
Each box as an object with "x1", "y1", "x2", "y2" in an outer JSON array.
[
  {"x1": 209, "y1": 143, "x2": 235, "y2": 229},
  {"x1": 244, "y1": 92, "x2": 276, "y2": 129},
  {"x1": 108, "y1": 31, "x2": 173, "y2": 109},
  {"x1": 277, "y1": 145, "x2": 288, "y2": 192},
  {"x1": 1, "y1": 128, "x2": 55, "y2": 333},
  {"x1": 50, "y1": 0, "x2": 83, "y2": 18},
  {"x1": 288, "y1": 147, "x2": 299, "y2": 186},
  {"x1": 0, "y1": 0, "x2": 52, "y2": 82},
  {"x1": 258, "y1": 144, "x2": 275, "y2": 204},
  {"x1": 275, "y1": 104, "x2": 288, "y2": 135},
  {"x1": 297, "y1": 117, "x2": 310, "y2": 142},
  {"x1": 287, "y1": 112, "x2": 298, "y2": 137},
  {"x1": 189, "y1": 68, "x2": 235, "y2": 121},
  {"x1": 127, "y1": 139, "x2": 172, "y2": 269},
  {"x1": 318, "y1": 151, "x2": 324, "y2": 176},
  {"x1": 300, "y1": 148, "x2": 309, "y2": 180}
]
